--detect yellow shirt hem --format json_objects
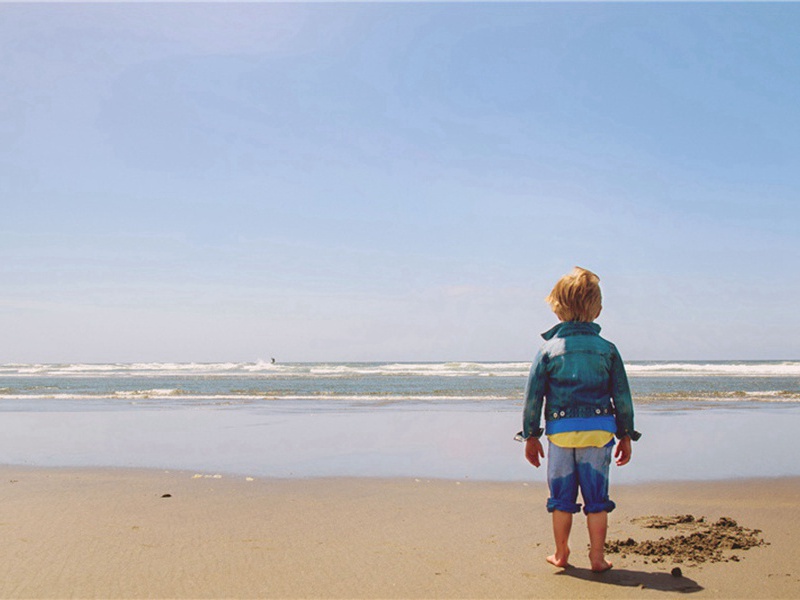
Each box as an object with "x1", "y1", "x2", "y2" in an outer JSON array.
[{"x1": 547, "y1": 430, "x2": 614, "y2": 448}]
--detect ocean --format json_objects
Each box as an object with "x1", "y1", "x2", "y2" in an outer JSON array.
[{"x1": 1, "y1": 361, "x2": 798, "y2": 482}]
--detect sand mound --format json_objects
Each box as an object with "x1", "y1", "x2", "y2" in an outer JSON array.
[{"x1": 606, "y1": 515, "x2": 766, "y2": 565}]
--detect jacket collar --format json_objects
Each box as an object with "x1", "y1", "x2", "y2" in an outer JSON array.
[{"x1": 541, "y1": 321, "x2": 601, "y2": 340}]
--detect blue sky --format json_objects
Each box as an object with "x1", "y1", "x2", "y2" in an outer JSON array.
[{"x1": 2, "y1": 2, "x2": 799, "y2": 362}]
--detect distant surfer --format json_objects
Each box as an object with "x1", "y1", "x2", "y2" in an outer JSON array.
[{"x1": 271, "y1": 357, "x2": 276, "y2": 364}]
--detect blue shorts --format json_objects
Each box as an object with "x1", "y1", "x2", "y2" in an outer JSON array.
[{"x1": 546, "y1": 441, "x2": 616, "y2": 515}]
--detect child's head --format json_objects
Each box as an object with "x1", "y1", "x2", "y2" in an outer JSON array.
[{"x1": 546, "y1": 267, "x2": 602, "y2": 322}]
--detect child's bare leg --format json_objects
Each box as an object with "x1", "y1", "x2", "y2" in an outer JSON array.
[
  {"x1": 546, "y1": 510, "x2": 572, "y2": 567},
  {"x1": 587, "y1": 511, "x2": 612, "y2": 572}
]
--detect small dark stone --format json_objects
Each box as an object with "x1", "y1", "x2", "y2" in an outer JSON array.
[
  {"x1": 671, "y1": 567, "x2": 683, "y2": 578},
  {"x1": 161, "y1": 493, "x2": 172, "y2": 498}
]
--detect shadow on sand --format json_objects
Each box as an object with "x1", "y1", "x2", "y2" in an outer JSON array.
[{"x1": 556, "y1": 566, "x2": 704, "y2": 593}]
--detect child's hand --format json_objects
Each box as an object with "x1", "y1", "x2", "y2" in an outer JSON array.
[
  {"x1": 525, "y1": 437, "x2": 545, "y2": 468},
  {"x1": 615, "y1": 436, "x2": 632, "y2": 466}
]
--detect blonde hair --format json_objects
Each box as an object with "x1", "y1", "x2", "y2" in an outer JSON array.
[{"x1": 546, "y1": 267, "x2": 602, "y2": 322}]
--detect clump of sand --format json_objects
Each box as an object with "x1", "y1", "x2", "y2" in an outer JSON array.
[{"x1": 606, "y1": 514, "x2": 766, "y2": 565}]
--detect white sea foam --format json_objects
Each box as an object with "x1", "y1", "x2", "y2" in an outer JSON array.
[
  {"x1": 1, "y1": 388, "x2": 798, "y2": 406},
  {"x1": 626, "y1": 361, "x2": 800, "y2": 378},
  {"x1": 2, "y1": 360, "x2": 799, "y2": 379},
  {"x1": 112, "y1": 389, "x2": 186, "y2": 398},
  {"x1": 0, "y1": 361, "x2": 531, "y2": 378},
  {"x1": 0, "y1": 392, "x2": 513, "y2": 405},
  {"x1": 637, "y1": 389, "x2": 800, "y2": 404}
]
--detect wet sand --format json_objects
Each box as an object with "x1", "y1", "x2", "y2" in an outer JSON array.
[
  {"x1": 2, "y1": 406, "x2": 800, "y2": 483},
  {"x1": 0, "y1": 467, "x2": 798, "y2": 599}
]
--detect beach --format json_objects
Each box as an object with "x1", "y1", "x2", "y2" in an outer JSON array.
[
  {"x1": 1, "y1": 361, "x2": 799, "y2": 598},
  {"x1": 2, "y1": 361, "x2": 800, "y2": 483},
  {"x1": 0, "y1": 467, "x2": 797, "y2": 599},
  {"x1": 5, "y1": 1, "x2": 800, "y2": 596}
]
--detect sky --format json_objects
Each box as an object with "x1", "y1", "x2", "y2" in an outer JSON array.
[{"x1": 2, "y1": 2, "x2": 799, "y2": 363}]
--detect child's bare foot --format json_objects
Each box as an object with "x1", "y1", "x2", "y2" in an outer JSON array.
[
  {"x1": 589, "y1": 556, "x2": 613, "y2": 573},
  {"x1": 546, "y1": 550, "x2": 570, "y2": 568}
]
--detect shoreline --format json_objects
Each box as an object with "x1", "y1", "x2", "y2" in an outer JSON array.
[
  {"x1": 3, "y1": 460, "x2": 800, "y2": 487},
  {"x1": 0, "y1": 466, "x2": 798, "y2": 599}
]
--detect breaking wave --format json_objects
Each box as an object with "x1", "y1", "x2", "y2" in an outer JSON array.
[
  {"x1": 626, "y1": 361, "x2": 800, "y2": 378},
  {"x1": 0, "y1": 361, "x2": 531, "y2": 378}
]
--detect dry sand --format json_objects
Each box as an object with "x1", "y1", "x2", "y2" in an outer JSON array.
[{"x1": 0, "y1": 467, "x2": 798, "y2": 599}]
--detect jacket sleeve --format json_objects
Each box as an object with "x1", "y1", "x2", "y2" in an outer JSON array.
[
  {"x1": 519, "y1": 349, "x2": 547, "y2": 440},
  {"x1": 609, "y1": 346, "x2": 641, "y2": 441}
]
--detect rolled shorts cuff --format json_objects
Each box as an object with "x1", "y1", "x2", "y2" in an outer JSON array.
[
  {"x1": 583, "y1": 499, "x2": 616, "y2": 515},
  {"x1": 546, "y1": 499, "x2": 581, "y2": 514}
]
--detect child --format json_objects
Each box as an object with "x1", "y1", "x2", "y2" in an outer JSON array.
[{"x1": 517, "y1": 267, "x2": 640, "y2": 572}]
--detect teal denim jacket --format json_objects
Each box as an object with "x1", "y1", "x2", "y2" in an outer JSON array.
[{"x1": 518, "y1": 321, "x2": 641, "y2": 441}]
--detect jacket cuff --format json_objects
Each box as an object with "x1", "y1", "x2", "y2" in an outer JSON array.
[
  {"x1": 616, "y1": 429, "x2": 642, "y2": 441},
  {"x1": 514, "y1": 428, "x2": 544, "y2": 442}
]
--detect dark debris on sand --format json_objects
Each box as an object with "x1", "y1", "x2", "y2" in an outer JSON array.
[{"x1": 606, "y1": 515, "x2": 766, "y2": 565}]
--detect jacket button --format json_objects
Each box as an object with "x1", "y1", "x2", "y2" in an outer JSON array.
[
  {"x1": 559, "y1": 411, "x2": 565, "y2": 417},
  {"x1": 596, "y1": 408, "x2": 601, "y2": 414},
  {"x1": 553, "y1": 412, "x2": 559, "y2": 419}
]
